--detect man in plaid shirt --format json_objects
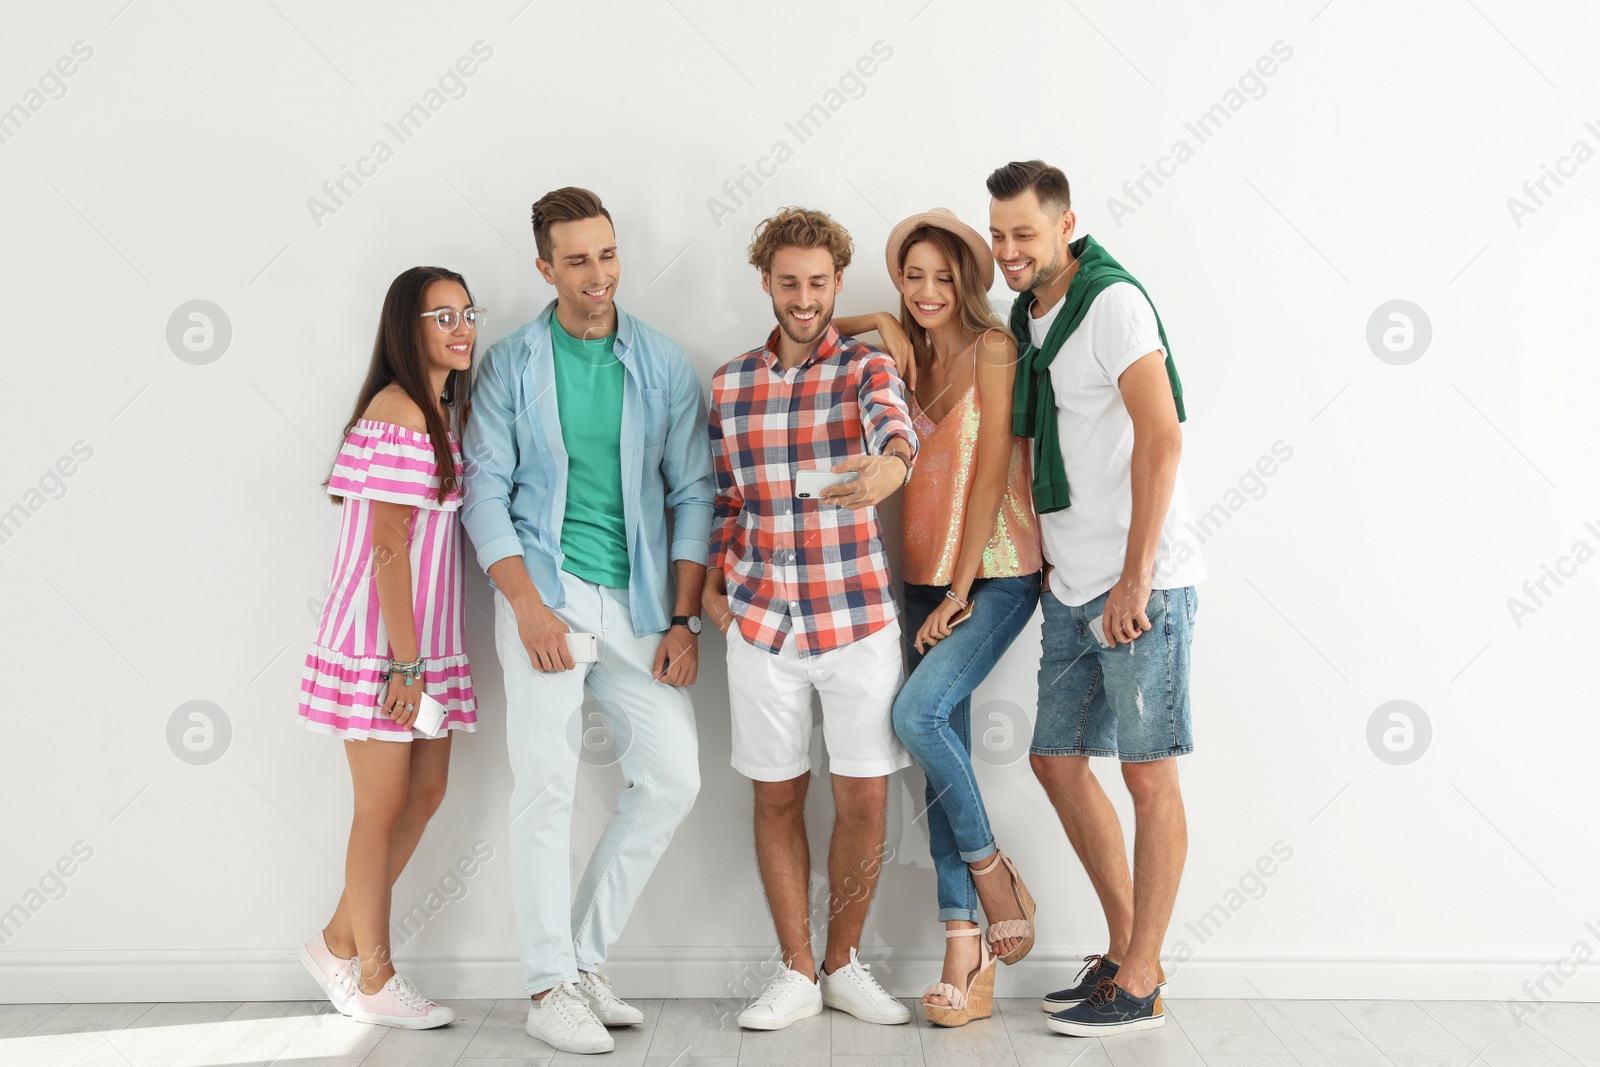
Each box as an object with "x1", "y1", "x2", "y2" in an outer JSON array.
[{"x1": 703, "y1": 207, "x2": 918, "y2": 1031}]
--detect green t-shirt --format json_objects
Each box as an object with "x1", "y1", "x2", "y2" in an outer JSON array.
[{"x1": 550, "y1": 316, "x2": 630, "y2": 588}]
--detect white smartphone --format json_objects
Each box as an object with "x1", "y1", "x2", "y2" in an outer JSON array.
[
  {"x1": 566, "y1": 631, "x2": 599, "y2": 664},
  {"x1": 794, "y1": 468, "x2": 859, "y2": 499},
  {"x1": 1087, "y1": 615, "x2": 1114, "y2": 649},
  {"x1": 411, "y1": 691, "x2": 448, "y2": 738}
]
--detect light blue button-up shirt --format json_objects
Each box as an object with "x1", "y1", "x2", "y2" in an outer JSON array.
[{"x1": 460, "y1": 300, "x2": 714, "y2": 636}]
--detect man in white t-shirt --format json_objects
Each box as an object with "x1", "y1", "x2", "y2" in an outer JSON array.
[{"x1": 987, "y1": 159, "x2": 1205, "y2": 1039}]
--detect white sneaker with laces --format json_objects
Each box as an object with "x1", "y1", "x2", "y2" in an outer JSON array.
[
  {"x1": 737, "y1": 964, "x2": 824, "y2": 1030},
  {"x1": 524, "y1": 981, "x2": 615, "y2": 1054},
  {"x1": 820, "y1": 947, "x2": 911, "y2": 1025},
  {"x1": 576, "y1": 969, "x2": 644, "y2": 1026},
  {"x1": 346, "y1": 974, "x2": 456, "y2": 1029}
]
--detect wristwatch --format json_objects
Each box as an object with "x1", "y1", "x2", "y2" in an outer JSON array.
[
  {"x1": 887, "y1": 448, "x2": 914, "y2": 486},
  {"x1": 671, "y1": 614, "x2": 702, "y2": 635}
]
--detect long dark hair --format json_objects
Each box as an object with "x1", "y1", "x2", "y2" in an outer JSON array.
[{"x1": 326, "y1": 266, "x2": 475, "y2": 505}]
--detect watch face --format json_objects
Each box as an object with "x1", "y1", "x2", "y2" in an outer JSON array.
[{"x1": 686, "y1": 615, "x2": 702, "y2": 635}]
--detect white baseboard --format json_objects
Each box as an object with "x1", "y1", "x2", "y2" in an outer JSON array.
[{"x1": 3, "y1": 948, "x2": 1598, "y2": 1005}]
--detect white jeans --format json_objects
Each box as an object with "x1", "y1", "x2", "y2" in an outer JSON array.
[{"x1": 495, "y1": 570, "x2": 700, "y2": 994}]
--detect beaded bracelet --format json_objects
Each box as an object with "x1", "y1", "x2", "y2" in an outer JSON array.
[{"x1": 384, "y1": 656, "x2": 424, "y2": 686}]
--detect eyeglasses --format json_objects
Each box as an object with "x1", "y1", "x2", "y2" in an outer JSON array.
[{"x1": 419, "y1": 306, "x2": 486, "y2": 332}]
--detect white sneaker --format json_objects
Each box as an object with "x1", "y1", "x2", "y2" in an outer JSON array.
[
  {"x1": 346, "y1": 974, "x2": 457, "y2": 1029},
  {"x1": 297, "y1": 932, "x2": 357, "y2": 1014},
  {"x1": 524, "y1": 981, "x2": 615, "y2": 1054},
  {"x1": 575, "y1": 969, "x2": 644, "y2": 1026},
  {"x1": 738, "y1": 964, "x2": 824, "y2": 1030},
  {"x1": 821, "y1": 947, "x2": 911, "y2": 1025}
]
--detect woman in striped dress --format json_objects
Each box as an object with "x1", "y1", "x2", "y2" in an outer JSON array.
[{"x1": 295, "y1": 266, "x2": 481, "y2": 1030}]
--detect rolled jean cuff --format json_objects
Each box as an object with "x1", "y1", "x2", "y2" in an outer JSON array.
[
  {"x1": 958, "y1": 841, "x2": 997, "y2": 864},
  {"x1": 938, "y1": 906, "x2": 981, "y2": 923}
]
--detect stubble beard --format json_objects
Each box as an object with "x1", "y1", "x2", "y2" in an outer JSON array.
[
  {"x1": 774, "y1": 301, "x2": 834, "y2": 346},
  {"x1": 1024, "y1": 244, "x2": 1067, "y2": 294}
]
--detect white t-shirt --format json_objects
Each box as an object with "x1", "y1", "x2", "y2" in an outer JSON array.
[{"x1": 1027, "y1": 282, "x2": 1207, "y2": 606}]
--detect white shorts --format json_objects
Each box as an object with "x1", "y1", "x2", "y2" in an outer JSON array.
[{"x1": 725, "y1": 619, "x2": 911, "y2": 781}]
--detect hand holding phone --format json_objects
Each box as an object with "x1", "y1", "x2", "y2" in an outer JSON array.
[
  {"x1": 411, "y1": 691, "x2": 448, "y2": 738},
  {"x1": 566, "y1": 632, "x2": 599, "y2": 664},
  {"x1": 915, "y1": 595, "x2": 973, "y2": 654},
  {"x1": 1087, "y1": 615, "x2": 1114, "y2": 649},
  {"x1": 794, "y1": 468, "x2": 859, "y2": 499}
]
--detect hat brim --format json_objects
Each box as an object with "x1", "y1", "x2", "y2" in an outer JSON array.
[{"x1": 884, "y1": 210, "x2": 995, "y2": 292}]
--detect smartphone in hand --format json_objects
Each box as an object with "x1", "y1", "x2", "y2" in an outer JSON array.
[
  {"x1": 795, "y1": 468, "x2": 859, "y2": 499},
  {"x1": 412, "y1": 691, "x2": 448, "y2": 738},
  {"x1": 1087, "y1": 615, "x2": 1114, "y2": 649},
  {"x1": 566, "y1": 632, "x2": 599, "y2": 663}
]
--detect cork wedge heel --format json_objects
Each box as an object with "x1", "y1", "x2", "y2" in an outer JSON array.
[
  {"x1": 921, "y1": 928, "x2": 997, "y2": 1028},
  {"x1": 973, "y1": 850, "x2": 1036, "y2": 965}
]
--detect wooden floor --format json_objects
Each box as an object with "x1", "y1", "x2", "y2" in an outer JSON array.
[{"x1": 4, "y1": 996, "x2": 1600, "y2": 1066}]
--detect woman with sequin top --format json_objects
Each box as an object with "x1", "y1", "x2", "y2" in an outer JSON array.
[{"x1": 839, "y1": 208, "x2": 1044, "y2": 1026}]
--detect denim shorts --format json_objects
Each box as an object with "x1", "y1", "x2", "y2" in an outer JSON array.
[{"x1": 1031, "y1": 585, "x2": 1198, "y2": 762}]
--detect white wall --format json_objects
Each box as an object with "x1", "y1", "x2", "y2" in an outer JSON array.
[{"x1": 3, "y1": 0, "x2": 1596, "y2": 1006}]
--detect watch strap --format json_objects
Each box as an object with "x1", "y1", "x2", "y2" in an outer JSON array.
[{"x1": 890, "y1": 448, "x2": 913, "y2": 486}]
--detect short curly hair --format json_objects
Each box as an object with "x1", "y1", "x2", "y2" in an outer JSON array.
[{"x1": 747, "y1": 207, "x2": 854, "y2": 274}]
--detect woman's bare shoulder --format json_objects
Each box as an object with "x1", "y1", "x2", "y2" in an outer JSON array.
[
  {"x1": 976, "y1": 327, "x2": 1017, "y2": 363},
  {"x1": 361, "y1": 384, "x2": 428, "y2": 433}
]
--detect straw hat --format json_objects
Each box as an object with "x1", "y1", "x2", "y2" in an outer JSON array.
[{"x1": 884, "y1": 207, "x2": 994, "y2": 290}]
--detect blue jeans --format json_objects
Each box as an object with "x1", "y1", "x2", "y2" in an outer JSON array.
[
  {"x1": 891, "y1": 572, "x2": 1042, "y2": 922},
  {"x1": 1031, "y1": 585, "x2": 1198, "y2": 761}
]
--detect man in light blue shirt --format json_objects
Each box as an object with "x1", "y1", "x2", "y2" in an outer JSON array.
[{"x1": 461, "y1": 186, "x2": 714, "y2": 1056}]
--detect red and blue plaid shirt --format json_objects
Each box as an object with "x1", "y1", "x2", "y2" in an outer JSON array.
[{"x1": 708, "y1": 324, "x2": 918, "y2": 656}]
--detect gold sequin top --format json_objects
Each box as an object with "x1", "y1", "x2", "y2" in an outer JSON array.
[{"x1": 902, "y1": 381, "x2": 1042, "y2": 587}]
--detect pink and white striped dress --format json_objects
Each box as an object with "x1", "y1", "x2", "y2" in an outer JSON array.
[{"x1": 297, "y1": 418, "x2": 478, "y2": 741}]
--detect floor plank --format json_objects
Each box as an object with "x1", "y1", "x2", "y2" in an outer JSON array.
[
  {"x1": 1165, "y1": 1001, "x2": 1291, "y2": 1058},
  {"x1": 1523, "y1": 1001, "x2": 1600, "y2": 1060},
  {"x1": 170, "y1": 1000, "x2": 330, "y2": 1067},
  {"x1": 996, "y1": 995, "x2": 1112, "y2": 1063},
  {"x1": 0, "y1": 1006, "x2": 68, "y2": 1044},
  {"x1": 916, "y1": 996, "x2": 1019, "y2": 1067},
  {"x1": 646, "y1": 997, "x2": 744, "y2": 1062},
  {"x1": 357, "y1": 997, "x2": 490, "y2": 1067},
  {"x1": 830, "y1": 999, "x2": 922, "y2": 1060},
  {"x1": 0, "y1": 998, "x2": 1596, "y2": 1066},
  {"x1": 736, "y1": 1008, "x2": 830, "y2": 1065},
  {"x1": 456, "y1": 997, "x2": 554, "y2": 1063},
  {"x1": 1244, "y1": 1000, "x2": 1390, "y2": 1067},
  {"x1": 0, "y1": 1002, "x2": 153, "y2": 1067},
  {"x1": 1331, "y1": 1001, "x2": 1474, "y2": 1058},
  {"x1": 1417, "y1": 1000, "x2": 1584, "y2": 1067},
  {"x1": 65, "y1": 1001, "x2": 240, "y2": 1066},
  {"x1": 1099, "y1": 1004, "x2": 1207, "y2": 1067},
  {"x1": 259, "y1": 999, "x2": 390, "y2": 1064}
]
